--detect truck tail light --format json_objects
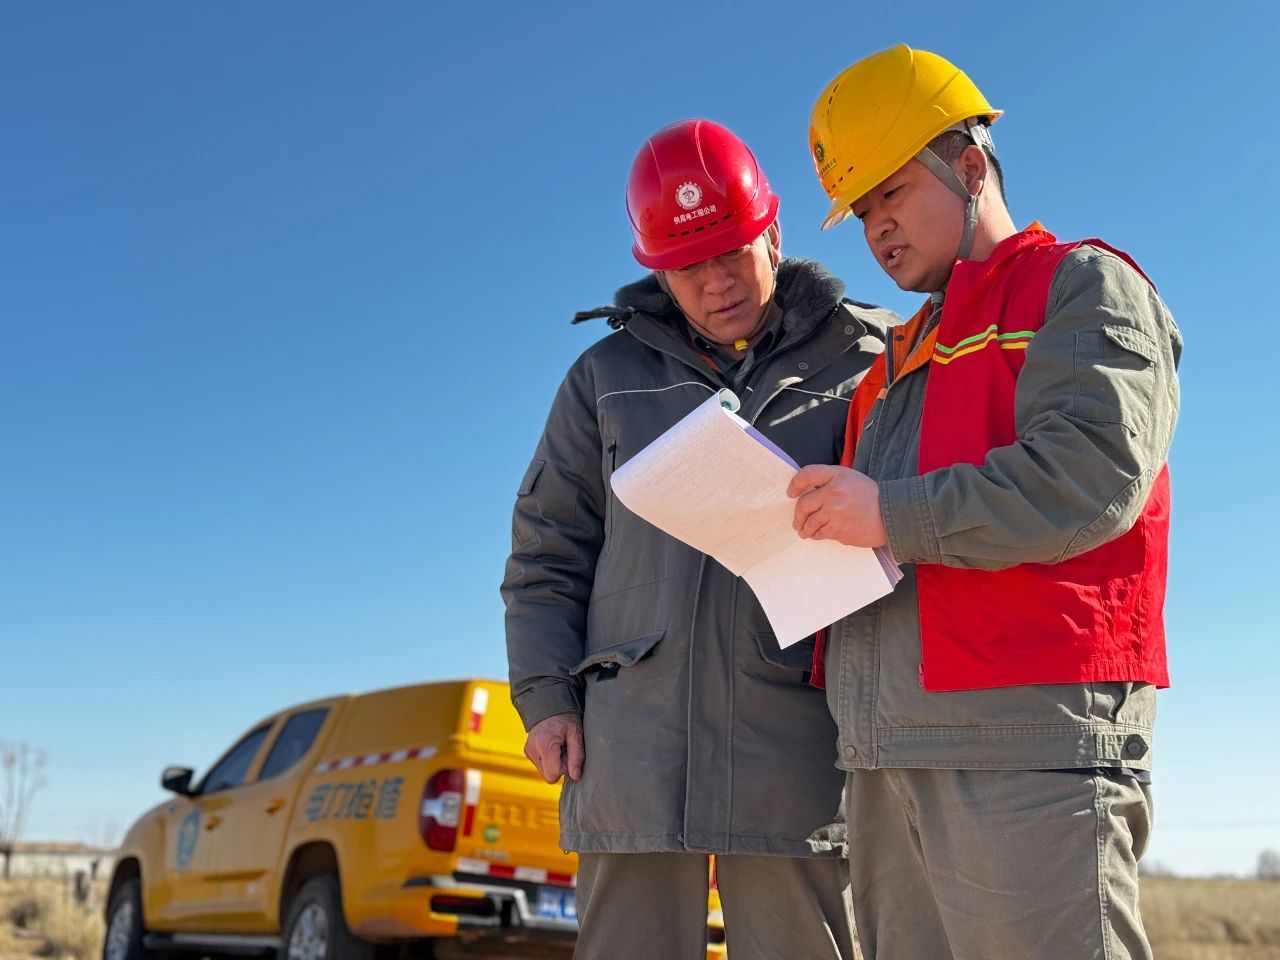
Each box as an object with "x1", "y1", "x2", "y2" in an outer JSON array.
[{"x1": 420, "y1": 768, "x2": 464, "y2": 851}]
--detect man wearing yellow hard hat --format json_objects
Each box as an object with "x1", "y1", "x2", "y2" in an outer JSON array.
[{"x1": 788, "y1": 46, "x2": 1181, "y2": 958}]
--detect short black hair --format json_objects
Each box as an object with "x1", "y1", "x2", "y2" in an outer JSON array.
[{"x1": 924, "y1": 123, "x2": 1006, "y2": 204}]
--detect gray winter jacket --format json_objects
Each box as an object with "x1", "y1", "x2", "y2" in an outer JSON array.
[{"x1": 503, "y1": 259, "x2": 894, "y2": 855}]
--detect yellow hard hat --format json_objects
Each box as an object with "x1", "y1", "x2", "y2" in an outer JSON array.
[{"x1": 809, "y1": 45, "x2": 1001, "y2": 230}]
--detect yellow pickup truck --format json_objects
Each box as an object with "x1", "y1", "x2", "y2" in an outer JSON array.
[{"x1": 104, "y1": 679, "x2": 726, "y2": 959}]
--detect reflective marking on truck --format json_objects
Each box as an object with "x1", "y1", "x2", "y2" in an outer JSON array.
[
  {"x1": 313, "y1": 746, "x2": 437, "y2": 774},
  {"x1": 461, "y1": 769, "x2": 481, "y2": 837},
  {"x1": 455, "y1": 856, "x2": 575, "y2": 888},
  {"x1": 303, "y1": 776, "x2": 404, "y2": 823},
  {"x1": 468, "y1": 688, "x2": 490, "y2": 733}
]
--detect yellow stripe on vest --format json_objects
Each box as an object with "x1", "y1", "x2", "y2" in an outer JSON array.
[{"x1": 932, "y1": 327, "x2": 1035, "y2": 366}]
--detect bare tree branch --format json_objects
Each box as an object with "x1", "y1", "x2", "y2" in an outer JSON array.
[{"x1": 0, "y1": 741, "x2": 48, "y2": 878}]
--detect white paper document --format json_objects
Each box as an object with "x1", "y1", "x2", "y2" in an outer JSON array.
[{"x1": 610, "y1": 390, "x2": 902, "y2": 647}]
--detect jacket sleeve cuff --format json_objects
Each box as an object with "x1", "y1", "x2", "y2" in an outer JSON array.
[
  {"x1": 880, "y1": 476, "x2": 941, "y2": 564},
  {"x1": 512, "y1": 680, "x2": 583, "y2": 733}
]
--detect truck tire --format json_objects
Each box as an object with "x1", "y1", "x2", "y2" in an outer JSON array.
[
  {"x1": 280, "y1": 874, "x2": 374, "y2": 960},
  {"x1": 102, "y1": 878, "x2": 154, "y2": 960}
]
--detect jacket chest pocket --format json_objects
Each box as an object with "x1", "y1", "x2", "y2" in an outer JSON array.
[
  {"x1": 755, "y1": 391, "x2": 849, "y2": 466},
  {"x1": 603, "y1": 435, "x2": 619, "y2": 542}
]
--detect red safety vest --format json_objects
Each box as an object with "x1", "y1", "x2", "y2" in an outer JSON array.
[{"x1": 811, "y1": 226, "x2": 1170, "y2": 693}]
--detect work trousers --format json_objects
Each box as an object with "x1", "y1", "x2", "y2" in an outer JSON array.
[
  {"x1": 846, "y1": 768, "x2": 1153, "y2": 960},
  {"x1": 574, "y1": 851, "x2": 855, "y2": 960}
]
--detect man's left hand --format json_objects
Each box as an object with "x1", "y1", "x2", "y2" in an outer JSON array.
[{"x1": 788, "y1": 464, "x2": 888, "y2": 548}]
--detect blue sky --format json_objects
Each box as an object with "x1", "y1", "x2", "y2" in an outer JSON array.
[{"x1": 2, "y1": 2, "x2": 1276, "y2": 876}]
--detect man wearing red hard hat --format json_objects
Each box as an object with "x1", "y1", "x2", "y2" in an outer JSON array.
[{"x1": 503, "y1": 119, "x2": 894, "y2": 958}]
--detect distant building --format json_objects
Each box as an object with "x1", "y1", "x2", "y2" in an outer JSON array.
[{"x1": 5, "y1": 841, "x2": 116, "y2": 880}]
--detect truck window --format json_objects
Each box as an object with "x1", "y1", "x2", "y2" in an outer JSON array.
[
  {"x1": 258, "y1": 708, "x2": 330, "y2": 781},
  {"x1": 198, "y1": 724, "x2": 272, "y2": 794}
]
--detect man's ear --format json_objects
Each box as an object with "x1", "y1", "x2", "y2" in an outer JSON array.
[
  {"x1": 766, "y1": 221, "x2": 782, "y2": 268},
  {"x1": 959, "y1": 144, "x2": 989, "y2": 195}
]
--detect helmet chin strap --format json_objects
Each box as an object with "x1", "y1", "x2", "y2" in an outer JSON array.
[{"x1": 914, "y1": 119, "x2": 993, "y2": 296}]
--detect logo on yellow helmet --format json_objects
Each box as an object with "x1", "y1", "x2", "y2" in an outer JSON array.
[
  {"x1": 812, "y1": 138, "x2": 838, "y2": 177},
  {"x1": 675, "y1": 182, "x2": 703, "y2": 211}
]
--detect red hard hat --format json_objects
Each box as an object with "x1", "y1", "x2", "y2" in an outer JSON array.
[{"x1": 626, "y1": 119, "x2": 780, "y2": 271}]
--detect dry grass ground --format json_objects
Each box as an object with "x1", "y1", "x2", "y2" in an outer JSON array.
[
  {"x1": 1, "y1": 875, "x2": 1277, "y2": 959},
  {"x1": 1143, "y1": 877, "x2": 1280, "y2": 959},
  {"x1": 0, "y1": 877, "x2": 105, "y2": 960}
]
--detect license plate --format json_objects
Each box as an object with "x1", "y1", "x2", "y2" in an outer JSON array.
[{"x1": 535, "y1": 885, "x2": 577, "y2": 922}]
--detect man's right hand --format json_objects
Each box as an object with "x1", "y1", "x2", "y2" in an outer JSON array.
[{"x1": 524, "y1": 712, "x2": 585, "y2": 784}]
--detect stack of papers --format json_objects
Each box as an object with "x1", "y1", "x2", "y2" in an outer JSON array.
[{"x1": 610, "y1": 390, "x2": 902, "y2": 647}]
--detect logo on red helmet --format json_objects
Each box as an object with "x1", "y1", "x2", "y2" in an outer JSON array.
[{"x1": 675, "y1": 182, "x2": 703, "y2": 211}]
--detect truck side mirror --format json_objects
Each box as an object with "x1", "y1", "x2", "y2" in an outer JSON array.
[{"x1": 162, "y1": 766, "x2": 195, "y2": 796}]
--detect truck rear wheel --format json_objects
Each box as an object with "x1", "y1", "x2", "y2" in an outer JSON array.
[{"x1": 280, "y1": 874, "x2": 374, "y2": 960}]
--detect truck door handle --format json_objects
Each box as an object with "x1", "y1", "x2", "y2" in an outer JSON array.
[
  {"x1": 205, "y1": 815, "x2": 222, "y2": 831},
  {"x1": 265, "y1": 798, "x2": 286, "y2": 814}
]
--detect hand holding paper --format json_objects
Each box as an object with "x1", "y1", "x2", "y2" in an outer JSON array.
[{"x1": 788, "y1": 464, "x2": 889, "y2": 548}]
